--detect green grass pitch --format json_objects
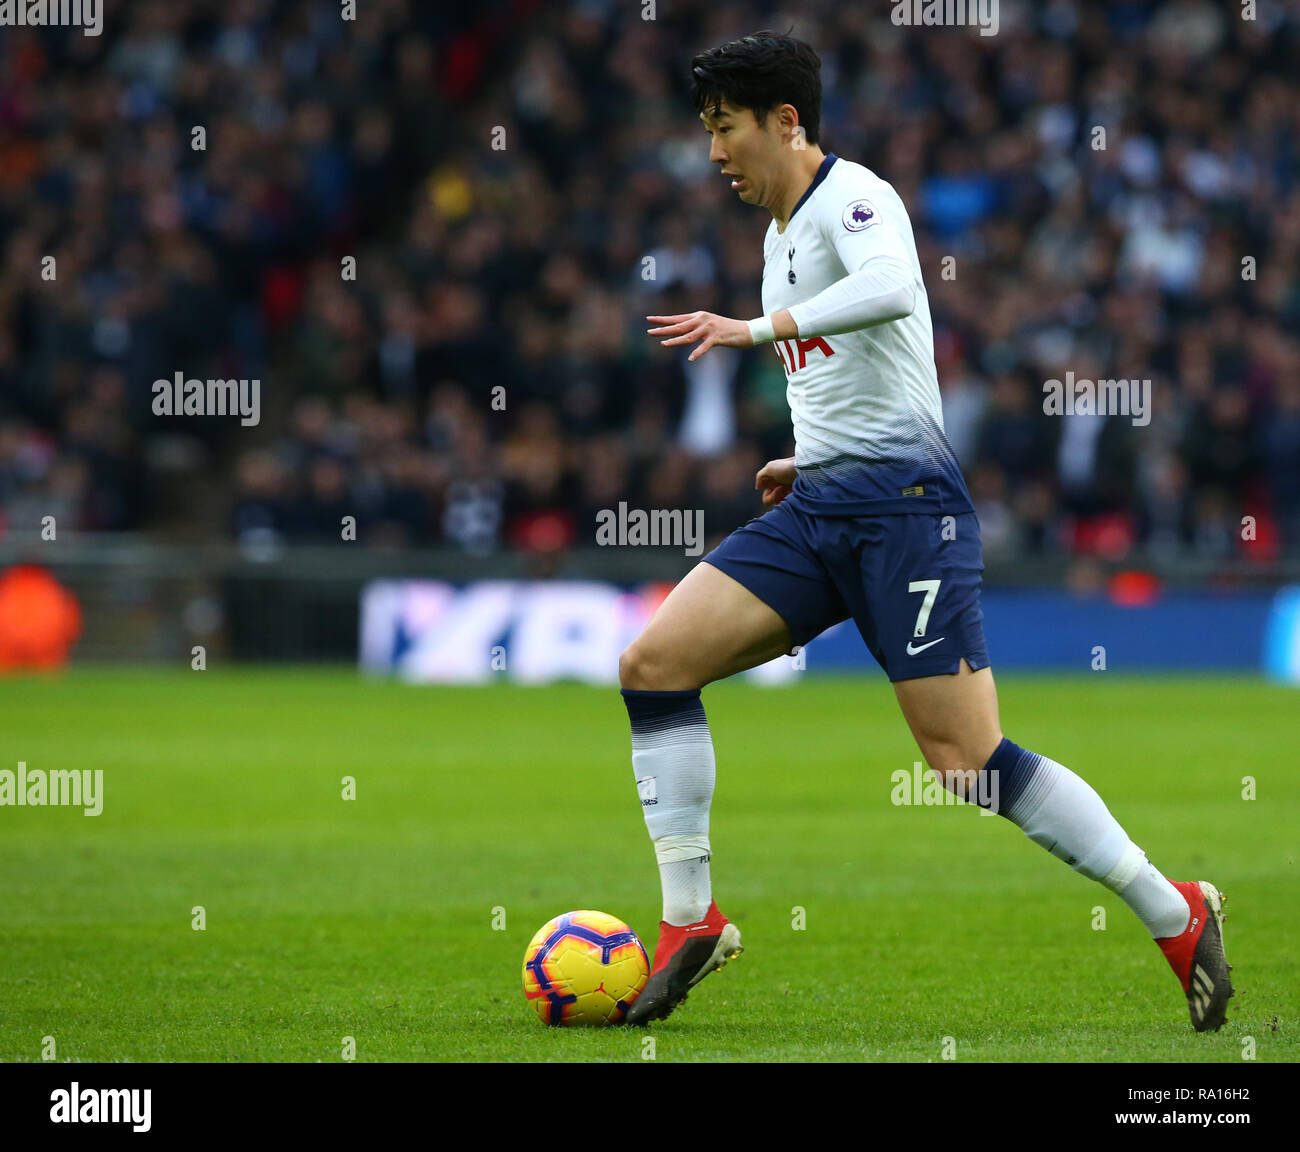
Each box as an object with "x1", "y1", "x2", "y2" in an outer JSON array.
[{"x1": 0, "y1": 668, "x2": 1295, "y2": 1063}]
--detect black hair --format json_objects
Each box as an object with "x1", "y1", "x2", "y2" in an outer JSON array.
[{"x1": 689, "y1": 29, "x2": 822, "y2": 147}]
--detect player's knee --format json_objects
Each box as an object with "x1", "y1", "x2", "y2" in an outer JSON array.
[
  {"x1": 618, "y1": 643, "x2": 645, "y2": 690},
  {"x1": 619, "y1": 640, "x2": 686, "y2": 691},
  {"x1": 919, "y1": 727, "x2": 1003, "y2": 796},
  {"x1": 924, "y1": 745, "x2": 983, "y2": 797},
  {"x1": 619, "y1": 637, "x2": 706, "y2": 691}
]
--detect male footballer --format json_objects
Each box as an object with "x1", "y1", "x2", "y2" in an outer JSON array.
[{"x1": 619, "y1": 31, "x2": 1233, "y2": 1030}]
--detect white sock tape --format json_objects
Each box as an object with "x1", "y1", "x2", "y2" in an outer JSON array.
[
  {"x1": 1101, "y1": 841, "x2": 1146, "y2": 893},
  {"x1": 654, "y1": 835, "x2": 711, "y2": 865}
]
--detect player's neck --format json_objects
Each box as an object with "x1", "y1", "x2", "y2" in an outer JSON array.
[{"x1": 772, "y1": 146, "x2": 827, "y2": 233}]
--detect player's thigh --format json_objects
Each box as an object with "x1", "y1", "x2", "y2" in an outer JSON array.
[
  {"x1": 619, "y1": 560, "x2": 793, "y2": 691},
  {"x1": 893, "y1": 660, "x2": 1003, "y2": 789}
]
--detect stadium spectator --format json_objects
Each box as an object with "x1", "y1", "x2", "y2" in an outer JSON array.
[{"x1": 0, "y1": 0, "x2": 1296, "y2": 576}]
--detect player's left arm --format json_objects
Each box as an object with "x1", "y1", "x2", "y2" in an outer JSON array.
[
  {"x1": 647, "y1": 197, "x2": 916, "y2": 361},
  {"x1": 646, "y1": 309, "x2": 798, "y2": 363},
  {"x1": 778, "y1": 202, "x2": 917, "y2": 341}
]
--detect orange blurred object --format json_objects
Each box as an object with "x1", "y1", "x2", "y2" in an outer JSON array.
[
  {"x1": 0, "y1": 565, "x2": 82, "y2": 671},
  {"x1": 1107, "y1": 569, "x2": 1162, "y2": 608}
]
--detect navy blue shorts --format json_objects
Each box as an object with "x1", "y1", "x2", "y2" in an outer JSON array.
[{"x1": 703, "y1": 500, "x2": 990, "y2": 682}]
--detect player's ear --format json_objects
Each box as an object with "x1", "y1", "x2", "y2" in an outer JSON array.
[{"x1": 779, "y1": 104, "x2": 801, "y2": 143}]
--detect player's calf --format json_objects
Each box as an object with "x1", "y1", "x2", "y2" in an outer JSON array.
[
  {"x1": 619, "y1": 561, "x2": 789, "y2": 1021},
  {"x1": 970, "y1": 736, "x2": 1235, "y2": 1031}
]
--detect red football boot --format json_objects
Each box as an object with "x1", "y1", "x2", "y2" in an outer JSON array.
[
  {"x1": 623, "y1": 900, "x2": 742, "y2": 1025},
  {"x1": 1156, "y1": 880, "x2": 1234, "y2": 1032}
]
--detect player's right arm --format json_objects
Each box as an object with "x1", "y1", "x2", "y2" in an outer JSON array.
[{"x1": 756, "y1": 457, "x2": 797, "y2": 506}]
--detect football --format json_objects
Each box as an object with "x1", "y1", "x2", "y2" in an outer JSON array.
[{"x1": 522, "y1": 910, "x2": 649, "y2": 1025}]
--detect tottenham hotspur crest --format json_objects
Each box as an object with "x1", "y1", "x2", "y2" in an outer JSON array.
[{"x1": 787, "y1": 244, "x2": 796, "y2": 284}]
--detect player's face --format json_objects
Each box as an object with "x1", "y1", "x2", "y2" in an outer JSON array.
[{"x1": 700, "y1": 100, "x2": 775, "y2": 206}]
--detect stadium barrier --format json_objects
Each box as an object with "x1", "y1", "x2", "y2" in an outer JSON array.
[
  {"x1": 0, "y1": 539, "x2": 1294, "y2": 682},
  {"x1": 361, "y1": 578, "x2": 1295, "y2": 683}
]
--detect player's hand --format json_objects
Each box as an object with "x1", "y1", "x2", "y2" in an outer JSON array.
[
  {"x1": 647, "y1": 312, "x2": 751, "y2": 362},
  {"x1": 756, "y1": 457, "x2": 797, "y2": 506}
]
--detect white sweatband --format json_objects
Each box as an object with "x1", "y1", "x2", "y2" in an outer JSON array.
[{"x1": 746, "y1": 315, "x2": 776, "y2": 345}]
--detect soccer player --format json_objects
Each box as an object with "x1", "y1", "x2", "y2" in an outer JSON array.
[{"x1": 620, "y1": 31, "x2": 1232, "y2": 1030}]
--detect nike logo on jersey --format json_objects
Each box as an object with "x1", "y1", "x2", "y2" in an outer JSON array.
[{"x1": 906, "y1": 637, "x2": 945, "y2": 655}]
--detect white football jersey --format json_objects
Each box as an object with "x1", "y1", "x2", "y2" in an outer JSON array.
[{"x1": 760, "y1": 153, "x2": 973, "y2": 516}]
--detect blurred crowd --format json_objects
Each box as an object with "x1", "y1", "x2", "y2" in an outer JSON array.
[{"x1": 2, "y1": 0, "x2": 1299, "y2": 564}]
